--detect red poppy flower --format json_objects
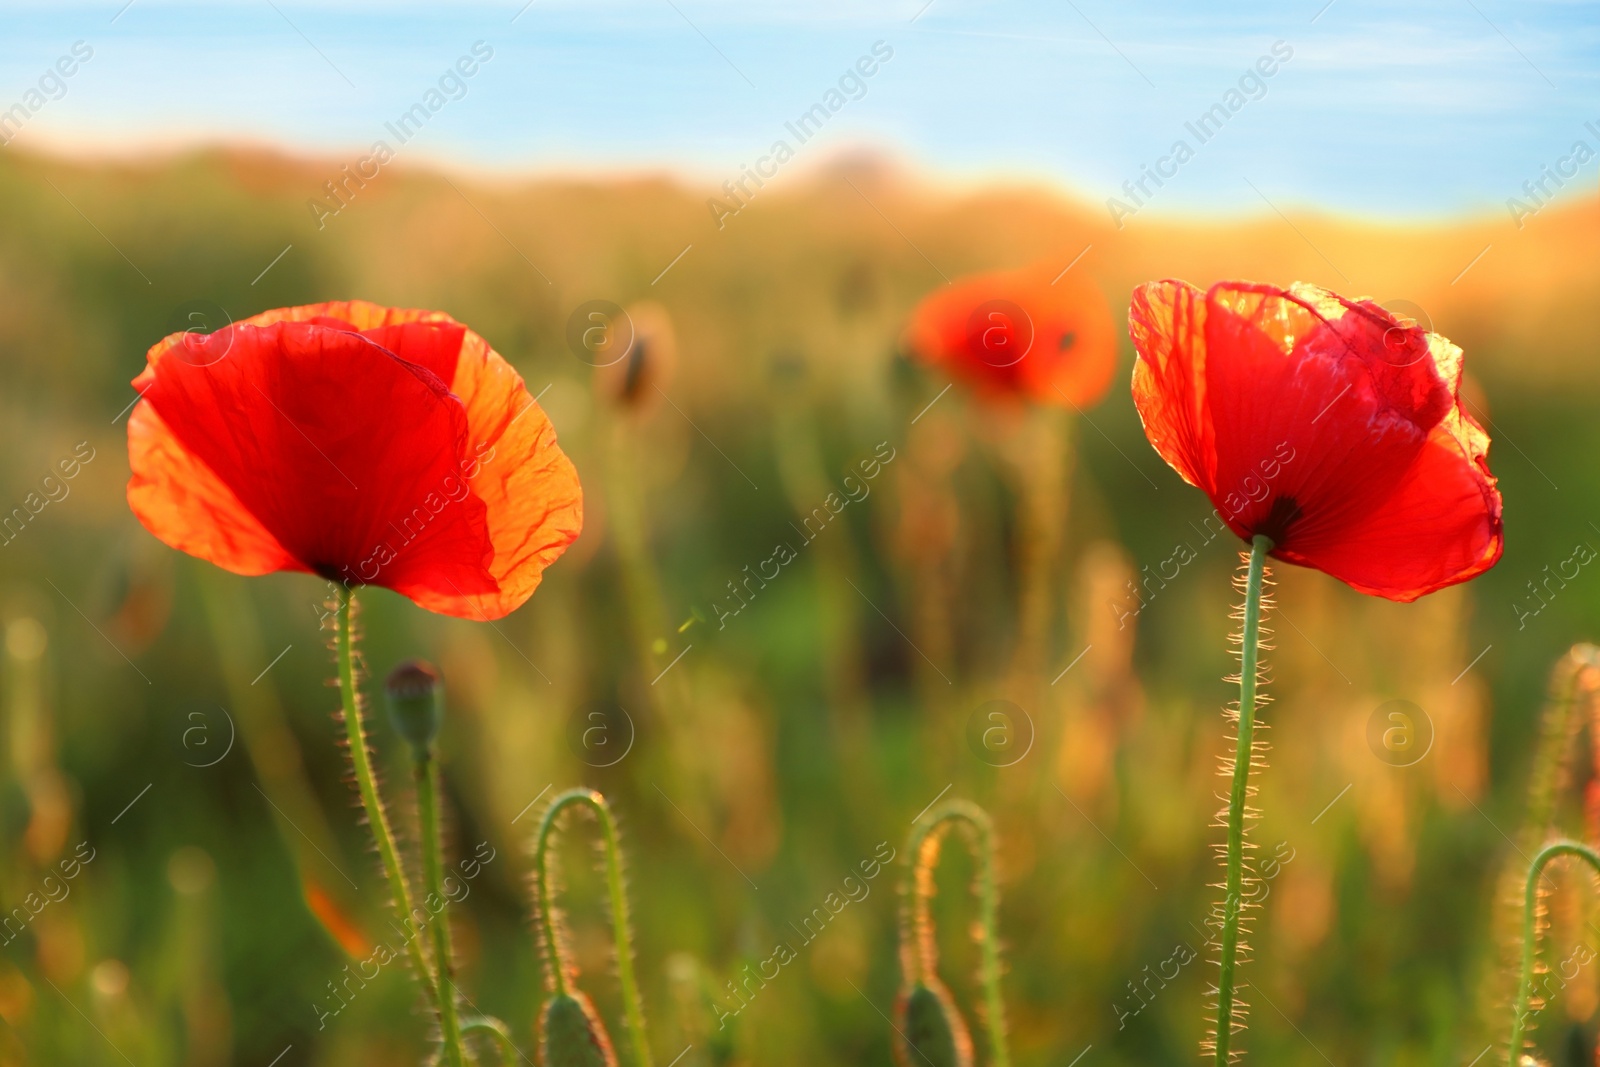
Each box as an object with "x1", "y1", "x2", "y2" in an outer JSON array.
[
  {"x1": 127, "y1": 300, "x2": 582, "y2": 620},
  {"x1": 1129, "y1": 279, "x2": 1502, "y2": 602},
  {"x1": 904, "y1": 264, "x2": 1116, "y2": 407}
]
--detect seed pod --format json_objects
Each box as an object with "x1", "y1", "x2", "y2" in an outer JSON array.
[
  {"x1": 540, "y1": 991, "x2": 618, "y2": 1067},
  {"x1": 893, "y1": 980, "x2": 973, "y2": 1067}
]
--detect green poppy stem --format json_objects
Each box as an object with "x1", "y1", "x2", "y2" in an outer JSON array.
[
  {"x1": 903, "y1": 799, "x2": 1011, "y2": 1067},
  {"x1": 1508, "y1": 840, "x2": 1600, "y2": 1064},
  {"x1": 1212, "y1": 534, "x2": 1272, "y2": 1067},
  {"x1": 415, "y1": 745, "x2": 467, "y2": 1067},
  {"x1": 332, "y1": 587, "x2": 440, "y2": 1013},
  {"x1": 534, "y1": 788, "x2": 654, "y2": 1067},
  {"x1": 460, "y1": 1015, "x2": 519, "y2": 1064}
]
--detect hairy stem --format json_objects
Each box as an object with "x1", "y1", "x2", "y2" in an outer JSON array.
[
  {"x1": 416, "y1": 747, "x2": 467, "y2": 1067},
  {"x1": 460, "y1": 1015, "x2": 519, "y2": 1065},
  {"x1": 333, "y1": 586, "x2": 439, "y2": 1010},
  {"x1": 1508, "y1": 840, "x2": 1600, "y2": 1063},
  {"x1": 1476, "y1": 647, "x2": 1600, "y2": 1046},
  {"x1": 1521, "y1": 647, "x2": 1600, "y2": 852},
  {"x1": 903, "y1": 799, "x2": 1011, "y2": 1067},
  {"x1": 1213, "y1": 535, "x2": 1271, "y2": 1067},
  {"x1": 534, "y1": 788, "x2": 654, "y2": 1067}
]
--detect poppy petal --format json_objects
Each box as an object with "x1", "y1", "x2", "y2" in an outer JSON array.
[
  {"x1": 1200, "y1": 284, "x2": 1471, "y2": 541},
  {"x1": 242, "y1": 300, "x2": 469, "y2": 385},
  {"x1": 1128, "y1": 279, "x2": 1215, "y2": 492},
  {"x1": 128, "y1": 300, "x2": 582, "y2": 620},
  {"x1": 355, "y1": 321, "x2": 468, "y2": 385},
  {"x1": 1021, "y1": 269, "x2": 1119, "y2": 407},
  {"x1": 906, "y1": 265, "x2": 1117, "y2": 408},
  {"x1": 1129, "y1": 278, "x2": 1503, "y2": 601},
  {"x1": 135, "y1": 321, "x2": 498, "y2": 603},
  {"x1": 127, "y1": 399, "x2": 300, "y2": 576},
  {"x1": 244, "y1": 299, "x2": 452, "y2": 334},
  {"x1": 411, "y1": 327, "x2": 583, "y2": 620},
  {"x1": 1270, "y1": 406, "x2": 1503, "y2": 600}
]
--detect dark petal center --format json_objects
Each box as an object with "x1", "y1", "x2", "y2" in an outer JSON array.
[{"x1": 1253, "y1": 496, "x2": 1302, "y2": 546}]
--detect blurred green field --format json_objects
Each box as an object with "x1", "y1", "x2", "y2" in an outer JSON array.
[{"x1": 2, "y1": 146, "x2": 1600, "y2": 1066}]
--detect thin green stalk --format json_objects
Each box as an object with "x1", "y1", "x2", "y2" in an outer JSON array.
[
  {"x1": 1004, "y1": 407, "x2": 1069, "y2": 698},
  {"x1": 903, "y1": 800, "x2": 1011, "y2": 1067},
  {"x1": 604, "y1": 418, "x2": 677, "y2": 720},
  {"x1": 1508, "y1": 840, "x2": 1600, "y2": 1063},
  {"x1": 1213, "y1": 535, "x2": 1271, "y2": 1067},
  {"x1": 416, "y1": 748, "x2": 467, "y2": 1067},
  {"x1": 534, "y1": 788, "x2": 654, "y2": 1067},
  {"x1": 332, "y1": 586, "x2": 439, "y2": 1008},
  {"x1": 1474, "y1": 647, "x2": 1600, "y2": 1046},
  {"x1": 1521, "y1": 651, "x2": 1594, "y2": 847},
  {"x1": 461, "y1": 1016, "x2": 519, "y2": 1064}
]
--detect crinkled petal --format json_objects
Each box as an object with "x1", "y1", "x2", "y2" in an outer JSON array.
[
  {"x1": 406, "y1": 326, "x2": 583, "y2": 620},
  {"x1": 127, "y1": 399, "x2": 300, "y2": 576},
  {"x1": 1128, "y1": 278, "x2": 1503, "y2": 601},
  {"x1": 128, "y1": 299, "x2": 582, "y2": 620},
  {"x1": 132, "y1": 320, "x2": 498, "y2": 605},
  {"x1": 1129, "y1": 279, "x2": 1215, "y2": 492},
  {"x1": 1273, "y1": 406, "x2": 1503, "y2": 600}
]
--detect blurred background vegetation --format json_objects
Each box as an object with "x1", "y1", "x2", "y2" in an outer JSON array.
[{"x1": 1, "y1": 145, "x2": 1599, "y2": 1066}]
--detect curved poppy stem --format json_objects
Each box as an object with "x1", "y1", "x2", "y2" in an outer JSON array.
[
  {"x1": 1508, "y1": 840, "x2": 1600, "y2": 1064},
  {"x1": 902, "y1": 800, "x2": 1011, "y2": 1067},
  {"x1": 460, "y1": 1015, "x2": 519, "y2": 1064},
  {"x1": 414, "y1": 746, "x2": 467, "y2": 1067},
  {"x1": 533, "y1": 788, "x2": 654, "y2": 1067},
  {"x1": 332, "y1": 587, "x2": 440, "y2": 1013},
  {"x1": 1212, "y1": 535, "x2": 1271, "y2": 1067}
]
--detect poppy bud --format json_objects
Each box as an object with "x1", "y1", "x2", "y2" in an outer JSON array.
[
  {"x1": 893, "y1": 980, "x2": 973, "y2": 1067},
  {"x1": 595, "y1": 302, "x2": 675, "y2": 415},
  {"x1": 384, "y1": 659, "x2": 442, "y2": 753},
  {"x1": 539, "y1": 991, "x2": 618, "y2": 1067}
]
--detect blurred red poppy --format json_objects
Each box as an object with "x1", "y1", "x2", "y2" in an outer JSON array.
[
  {"x1": 904, "y1": 264, "x2": 1116, "y2": 407},
  {"x1": 1129, "y1": 279, "x2": 1502, "y2": 601},
  {"x1": 126, "y1": 300, "x2": 582, "y2": 620}
]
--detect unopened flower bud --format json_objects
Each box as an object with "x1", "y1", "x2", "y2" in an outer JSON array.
[
  {"x1": 384, "y1": 659, "x2": 442, "y2": 753},
  {"x1": 596, "y1": 302, "x2": 675, "y2": 414},
  {"x1": 894, "y1": 980, "x2": 972, "y2": 1067},
  {"x1": 540, "y1": 991, "x2": 618, "y2": 1067}
]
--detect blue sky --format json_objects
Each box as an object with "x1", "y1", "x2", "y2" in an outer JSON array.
[{"x1": 2, "y1": 0, "x2": 1598, "y2": 220}]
